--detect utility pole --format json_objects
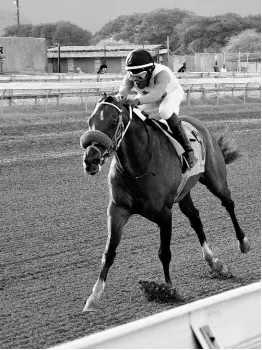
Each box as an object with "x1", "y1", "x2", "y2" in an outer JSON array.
[
  {"x1": 54, "y1": 43, "x2": 60, "y2": 73},
  {"x1": 166, "y1": 36, "x2": 171, "y2": 69},
  {"x1": 14, "y1": 0, "x2": 20, "y2": 34}
]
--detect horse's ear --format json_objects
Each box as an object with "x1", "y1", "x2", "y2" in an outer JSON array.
[{"x1": 98, "y1": 92, "x2": 107, "y2": 103}]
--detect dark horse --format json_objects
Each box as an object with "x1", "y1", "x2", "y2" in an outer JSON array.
[{"x1": 80, "y1": 94, "x2": 250, "y2": 311}]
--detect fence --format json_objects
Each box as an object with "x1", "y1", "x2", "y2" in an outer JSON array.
[
  {"x1": 50, "y1": 282, "x2": 261, "y2": 349},
  {"x1": 172, "y1": 52, "x2": 261, "y2": 73},
  {"x1": 0, "y1": 76, "x2": 260, "y2": 112},
  {"x1": 0, "y1": 71, "x2": 260, "y2": 83},
  {"x1": 0, "y1": 73, "x2": 124, "y2": 83}
]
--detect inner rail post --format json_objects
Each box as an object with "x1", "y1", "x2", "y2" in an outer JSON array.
[
  {"x1": 45, "y1": 89, "x2": 52, "y2": 111},
  {"x1": 0, "y1": 89, "x2": 6, "y2": 114}
]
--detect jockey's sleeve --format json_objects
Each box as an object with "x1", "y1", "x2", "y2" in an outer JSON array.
[
  {"x1": 118, "y1": 74, "x2": 134, "y2": 98},
  {"x1": 139, "y1": 70, "x2": 170, "y2": 104}
]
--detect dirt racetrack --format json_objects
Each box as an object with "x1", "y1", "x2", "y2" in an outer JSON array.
[{"x1": 1, "y1": 101, "x2": 261, "y2": 348}]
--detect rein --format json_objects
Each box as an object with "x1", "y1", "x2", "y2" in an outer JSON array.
[
  {"x1": 114, "y1": 106, "x2": 154, "y2": 179},
  {"x1": 86, "y1": 100, "x2": 153, "y2": 179}
]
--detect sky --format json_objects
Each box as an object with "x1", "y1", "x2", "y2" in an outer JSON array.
[{"x1": 0, "y1": 0, "x2": 261, "y2": 33}]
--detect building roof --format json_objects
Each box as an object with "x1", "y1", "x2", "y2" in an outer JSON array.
[
  {"x1": 48, "y1": 44, "x2": 166, "y2": 53},
  {"x1": 47, "y1": 44, "x2": 167, "y2": 59}
]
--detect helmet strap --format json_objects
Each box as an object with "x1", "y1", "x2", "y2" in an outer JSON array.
[{"x1": 146, "y1": 65, "x2": 155, "y2": 86}]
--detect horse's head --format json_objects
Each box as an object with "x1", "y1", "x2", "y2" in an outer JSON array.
[{"x1": 80, "y1": 93, "x2": 131, "y2": 175}]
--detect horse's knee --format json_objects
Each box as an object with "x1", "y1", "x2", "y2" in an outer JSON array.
[{"x1": 222, "y1": 197, "x2": 234, "y2": 209}]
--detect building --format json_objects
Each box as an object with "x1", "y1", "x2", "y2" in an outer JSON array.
[
  {"x1": 0, "y1": 37, "x2": 46, "y2": 73},
  {"x1": 47, "y1": 45, "x2": 168, "y2": 74}
]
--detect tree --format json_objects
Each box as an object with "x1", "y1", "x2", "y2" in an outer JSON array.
[
  {"x1": 176, "y1": 13, "x2": 261, "y2": 53},
  {"x1": 39, "y1": 24, "x2": 58, "y2": 46},
  {"x1": 52, "y1": 22, "x2": 92, "y2": 46},
  {"x1": 2, "y1": 21, "x2": 92, "y2": 46},
  {"x1": 224, "y1": 29, "x2": 261, "y2": 52},
  {"x1": 92, "y1": 8, "x2": 192, "y2": 49},
  {"x1": 91, "y1": 15, "x2": 128, "y2": 44},
  {"x1": 137, "y1": 8, "x2": 191, "y2": 48},
  {"x1": 3, "y1": 23, "x2": 33, "y2": 37}
]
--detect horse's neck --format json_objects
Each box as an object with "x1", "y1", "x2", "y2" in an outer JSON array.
[{"x1": 116, "y1": 113, "x2": 151, "y2": 176}]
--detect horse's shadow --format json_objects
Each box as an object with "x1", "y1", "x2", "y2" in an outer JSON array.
[
  {"x1": 139, "y1": 268, "x2": 237, "y2": 305},
  {"x1": 138, "y1": 280, "x2": 186, "y2": 304}
]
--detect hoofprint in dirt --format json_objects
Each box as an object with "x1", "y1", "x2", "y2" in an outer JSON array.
[{"x1": 0, "y1": 102, "x2": 260, "y2": 349}]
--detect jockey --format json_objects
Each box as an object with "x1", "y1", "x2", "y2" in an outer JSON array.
[{"x1": 117, "y1": 49, "x2": 197, "y2": 169}]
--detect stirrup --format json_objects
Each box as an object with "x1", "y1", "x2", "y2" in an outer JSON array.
[
  {"x1": 183, "y1": 153, "x2": 198, "y2": 171},
  {"x1": 186, "y1": 153, "x2": 198, "y2": 168}
]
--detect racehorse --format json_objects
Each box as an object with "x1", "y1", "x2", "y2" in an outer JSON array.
[{"x1": 80, "y1": 94, "x2": 250, "y2": 311}]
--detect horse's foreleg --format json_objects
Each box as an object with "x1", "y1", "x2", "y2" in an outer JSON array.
[
  {"x1": 179, "y1": 193, "x2": 225, "y2": 273},
  {"x1": 83, "y1": 202, "x2": 131, "y2": 312},
  {"x1": 158, "y1": 210, "x2": 172, "y2": 285}
]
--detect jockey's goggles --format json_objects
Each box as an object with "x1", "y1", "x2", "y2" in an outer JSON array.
[{"x1": 128, "y1": 70, "x2": 148, "y2": 81}]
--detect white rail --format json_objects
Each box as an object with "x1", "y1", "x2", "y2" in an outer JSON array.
[
  {"x1": 51, "y1": 282, "x2": 260, "y2": 349},
  {"x1": 0, "y1": 81, "x2": 119, "y2": 90},
  {"x1": 0, "y1": 77, "x2": 260, "y2": 112},
  {"x1": 0, "y1": 71, "x2": 260, "y2": 83},
  {"x1": 0, "y1": 77, "x2": 260, "y2": 91}
]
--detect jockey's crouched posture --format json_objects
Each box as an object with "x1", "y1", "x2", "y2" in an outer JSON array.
[{"x1": 116, "y1": 49, "x2": 198, "y2": 169}]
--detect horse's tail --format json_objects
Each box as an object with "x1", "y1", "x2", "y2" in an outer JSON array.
[{"x1": 217, "y1": 129, "x2": 242, "y2": 165}]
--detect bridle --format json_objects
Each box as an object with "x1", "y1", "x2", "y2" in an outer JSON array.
[{"x1": 89, "y1": 101, "x2": 132, "y2": 165}]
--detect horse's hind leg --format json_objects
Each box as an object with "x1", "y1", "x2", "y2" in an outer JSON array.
[
  {"x1": 200, "y1": 170, "x2": 250, "y2": 254},
  {"x1": 157, "y1": 209, "x2": 172, "y2": 285},
  {"x1": 179, "y1": 192, "x2": 225, "y2": 272}
]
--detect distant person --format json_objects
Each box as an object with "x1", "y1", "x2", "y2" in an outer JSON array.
[
  {"x1": 213, "y1": 61, "x2": 219, "y2": 72},
  {"x1": 97, "y1": 64, "x2": 107, "y2": 74},
  {"x1": 77, "y1": 67, "x2": 84, "y2": 74},
  {"x1": 220, "y1": 64, "x2": 227, "y2": 72},
  {"x1": 97, "y1": 64, "x2": 108, "y2": 81},
  {"x1": 0, "y1": 47, "x2": 5, "y2": 74},
  {"x1": 177, "y1": 62, "x2": 186, "y2": 73}
]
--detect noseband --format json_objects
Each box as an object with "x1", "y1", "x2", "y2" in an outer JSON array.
[{"x1": 89, "y1": 102, "x2": 132, "y2": 165}]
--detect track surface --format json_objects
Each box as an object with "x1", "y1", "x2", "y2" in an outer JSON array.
[{"x1": 1, "y1": 103, "x2": 261, "y2": 348}]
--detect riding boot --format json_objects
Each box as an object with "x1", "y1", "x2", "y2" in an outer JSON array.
[{"x1": 167, "y1": 114, "x2": 198, "y2": 169}]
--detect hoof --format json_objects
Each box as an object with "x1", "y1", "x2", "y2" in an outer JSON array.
[
  {"x1": 212, "y1": 258, "x2": 223, "y2": 273},
  {"x1": 239, "y1": 238, "x2": 250, "y2": 254},
  {"x1": 166, "y1": 281, "x2": 172, "y2": 288},
  {"x1": 83, "y1": 298, "x2": 100, "y2": 312},
  {"x1": 210, "y1": 259, "x2": 232, "y2": 278}
]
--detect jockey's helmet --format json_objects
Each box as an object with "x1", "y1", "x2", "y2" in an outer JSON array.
[{"x1": 125, "y1": 49, "x2": 155, "y2": 88}]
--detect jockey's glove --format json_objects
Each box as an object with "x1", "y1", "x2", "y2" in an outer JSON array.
[
  {"x1": 126, "y1": 97, "x2": 140, "y2": 108},
  {"x1": 115, "y1": 93, "x2": 126, "y2": 101}
]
